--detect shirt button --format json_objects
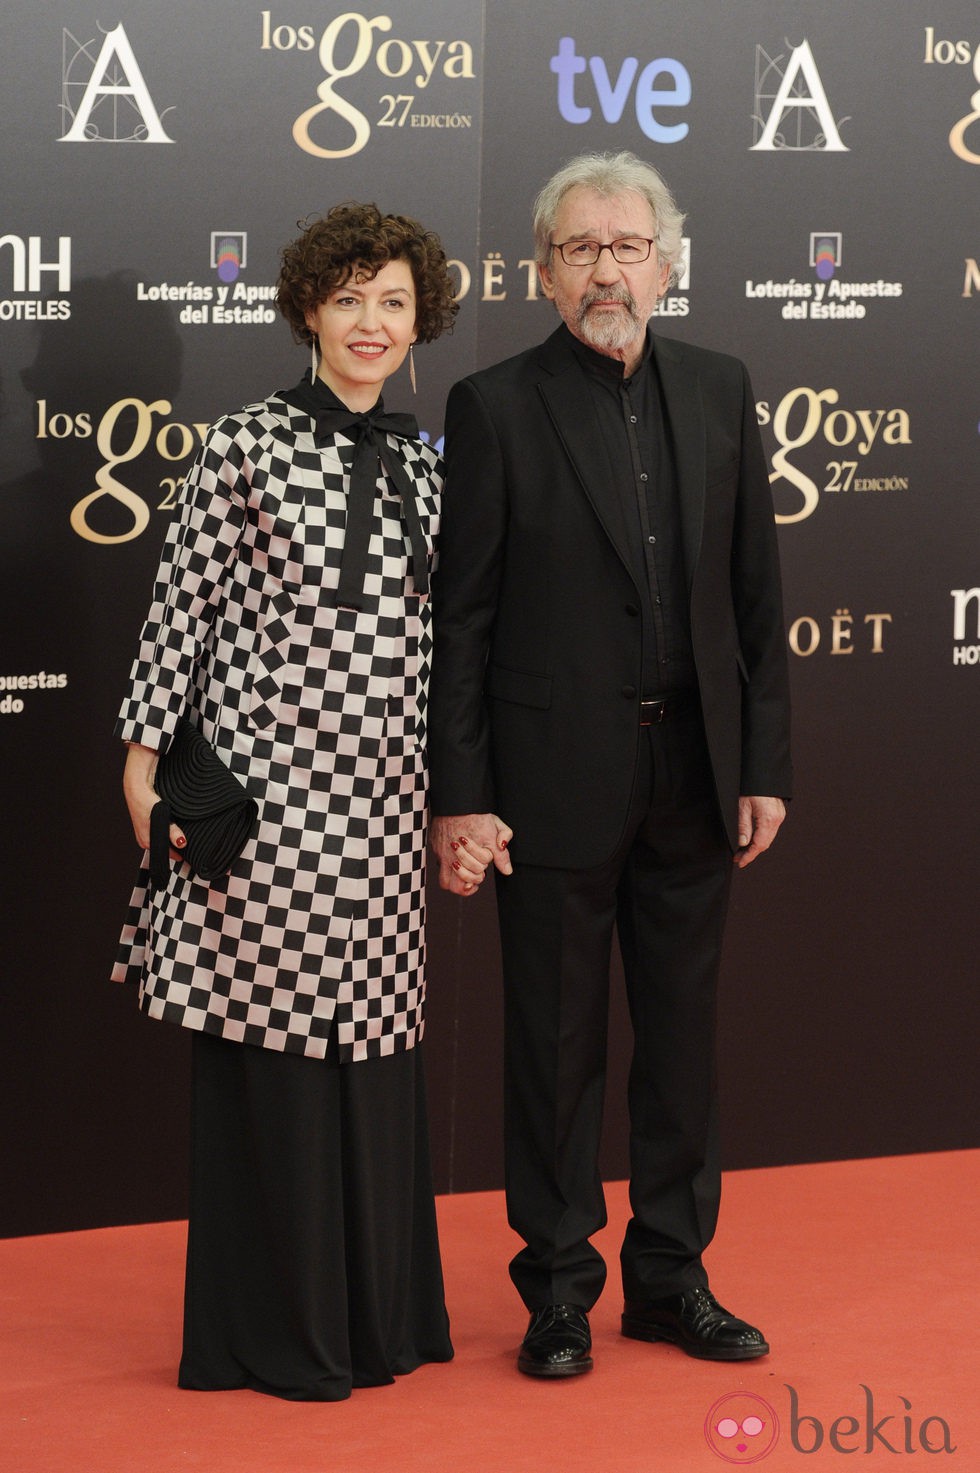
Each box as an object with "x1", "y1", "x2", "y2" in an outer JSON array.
[
  {"x1": 648, "y1": 535, "x2": 657, "y2": 545},
  {"x1": 630, "y1": 415, "x2": 638, "y2": 424},
  {"x1": 640, "y1": 473, "x2": 648, "y2": 482},
  {"x1": 621, "y1": 684, "x2": 637, "y2": 699}
]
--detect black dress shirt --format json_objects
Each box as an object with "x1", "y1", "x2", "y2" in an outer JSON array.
[{"x1": 568, "y1": 328, "x2": 696, "y2": 696}]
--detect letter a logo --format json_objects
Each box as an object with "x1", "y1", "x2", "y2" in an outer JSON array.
[
  {"x1": 751, "y1": 39, "x2": 848, "y2": 151},
  {"x1": 60, "y1": 24, "x2": 174, "y2": 143}
]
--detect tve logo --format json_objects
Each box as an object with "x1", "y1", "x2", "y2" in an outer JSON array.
[{"x1": 551, "y1": 38, "x2": 690, "y2": 142}]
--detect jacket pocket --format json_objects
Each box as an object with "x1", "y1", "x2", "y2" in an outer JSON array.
[
  {"x1": 705, "y1": 452, "x2": 738, "y2": 488},
  {"x1": 486, "y1": 663, "x2": 552, "y2": 710}
]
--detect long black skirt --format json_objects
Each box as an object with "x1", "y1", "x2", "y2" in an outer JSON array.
[{"x1": 177, "y1": 1031, "x2": 453, "y2": 1401}]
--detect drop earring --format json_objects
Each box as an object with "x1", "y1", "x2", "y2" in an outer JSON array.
[
  {"x1": 310, "y1": 338, "x2": 318, "y2": 381},
  {"x1": 408, "y1": 343, "x2": 417, "y2": 395}
]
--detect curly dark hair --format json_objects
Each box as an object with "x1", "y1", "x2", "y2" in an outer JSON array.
[{"x1": 276, "y1": 202, "x2": 458, "y2": 346}]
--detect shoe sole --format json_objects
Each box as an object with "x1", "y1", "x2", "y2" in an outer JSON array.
[
  {"x1": 621, "y1": 1318, "x2": 769, "y2": 1361},
  {"x1": 517, "y1": 1355, "x2": 594, "y2": 1378}
]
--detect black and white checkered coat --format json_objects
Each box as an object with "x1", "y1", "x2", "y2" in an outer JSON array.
[{"x1": 112, "y1": 386, "x2": 441, "y2": 1063}]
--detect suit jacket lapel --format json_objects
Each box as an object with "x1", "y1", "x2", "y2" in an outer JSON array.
[
  {"x1": 535, "y1": 329, "x2": 638, "y2": 578},
  {"x1": 534, "y1": 327, "x2": 710, "y2": 588}
]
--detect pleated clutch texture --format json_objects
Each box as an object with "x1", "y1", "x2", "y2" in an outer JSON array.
[{"x1": 149, "y1": 719, "x2": 258, "y2": 888}]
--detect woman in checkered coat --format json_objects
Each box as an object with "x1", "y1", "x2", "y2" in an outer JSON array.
[{"x1": 114, "y1": 205, "x2": 480, "y2": 1400}]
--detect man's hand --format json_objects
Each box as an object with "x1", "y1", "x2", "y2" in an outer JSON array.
[
  {"x1": 430, "y1": 813, "x2": 514, "y2": 895},
  {"x1": 733, "y1": 795, "x2": 786, "y2": 869}
]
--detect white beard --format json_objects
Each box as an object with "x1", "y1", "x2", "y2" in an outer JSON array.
[{"x1": 564, "y1": 285, "x2": 644, "y2": 354}]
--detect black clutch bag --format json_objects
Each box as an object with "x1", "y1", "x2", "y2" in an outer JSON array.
[{"x1": 149, "y1": 719, "x2": 258, "y2": 888}]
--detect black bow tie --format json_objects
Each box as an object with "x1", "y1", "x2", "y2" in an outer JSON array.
[{"x1": 313, "y1": 404, "x2": 429, "y2": 611}]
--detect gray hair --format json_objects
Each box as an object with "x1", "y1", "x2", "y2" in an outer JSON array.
[{"x1": 532, "y1": 151, "x2": 686, "y2": 288}]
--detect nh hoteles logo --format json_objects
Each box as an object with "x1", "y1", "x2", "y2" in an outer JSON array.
[{"x1": 951, "y1": 586, "x2": 980, "y2": 665}]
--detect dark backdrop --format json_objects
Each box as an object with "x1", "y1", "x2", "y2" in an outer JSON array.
[{"x1": 1, "y1": 0, "x2": 977, "y2": 1237}]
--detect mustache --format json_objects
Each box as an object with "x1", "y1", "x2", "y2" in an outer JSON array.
[{"x1": 581, "y1": 285, "x2": 637, "y2": 313}]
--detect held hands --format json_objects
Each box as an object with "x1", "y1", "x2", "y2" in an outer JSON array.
[
  {"x1": 122, "y1": 742, "x2": 187, "y2": 860},
  {"x1": 734, "y1": 795, "x2": 786, "y2": 869},
  {"x1": 430, "y1": 813, "x2": 514, "y2": 897}
]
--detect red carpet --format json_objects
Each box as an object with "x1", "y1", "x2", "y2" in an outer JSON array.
[{"x1": 2, "y1": 1152, "x2": 976, "y2": 1472}]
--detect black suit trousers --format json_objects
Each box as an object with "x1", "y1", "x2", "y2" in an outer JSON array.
[{"x1": 495, "y1": 701, "x2": 733, "y2": 1311}]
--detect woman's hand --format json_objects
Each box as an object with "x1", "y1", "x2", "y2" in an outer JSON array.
[
  {"x1": 122, "y1": 742, "x2": 187, "y2": 857},
  {"x1": 429, "y1": 813, "x2": 513, "y2": 896}
]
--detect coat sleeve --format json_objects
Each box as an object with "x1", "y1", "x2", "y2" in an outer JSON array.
[
  {"x1": 730, "y1": 362, "x2": 793, "y2": 798},
  {"x1": 114, "y1": 419, "x2": 248, "y2": 750},
  {"x1": 427, "y1": 377, "x2": 507, "y2": 817}
]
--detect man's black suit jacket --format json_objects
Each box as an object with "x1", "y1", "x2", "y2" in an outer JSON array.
[{"x1": 428, "y1": 324, "x2": 792, "y2": 869}]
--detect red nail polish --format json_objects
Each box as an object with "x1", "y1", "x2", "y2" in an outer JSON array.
[
  {"x1": 175, "y1": 836, "x2": 186, "y2": 848},
  {"x1": 459, "y1": 836, "x2": 468, "y2": 846},
  {"x1": 450, "y1": 841, "x2": 459, "y2": 851},
  {"x1": 452, "y1": 860, "x2": 460, "y2": 871}
]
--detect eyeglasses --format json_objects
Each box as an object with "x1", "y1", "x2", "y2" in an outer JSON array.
[{"x1": 550, "y1": 237, "x2": 656, "y2": 267}]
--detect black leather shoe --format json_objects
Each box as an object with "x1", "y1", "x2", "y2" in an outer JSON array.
[
  {"x1": 622, "y1": 1287, "x2": 769, "y2": 1361},
  {"x1": 518, "y1": 1304, "x2": 593, "y2": 1377}
]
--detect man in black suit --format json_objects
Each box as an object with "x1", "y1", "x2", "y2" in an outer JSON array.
[{"x1": 428, "y1": 152, "x2": 792, "y2": 1377}]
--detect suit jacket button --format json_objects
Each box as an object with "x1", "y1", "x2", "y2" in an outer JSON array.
[{"x1": 621, "y1": 685, "x2": 637, "y2": 699}]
